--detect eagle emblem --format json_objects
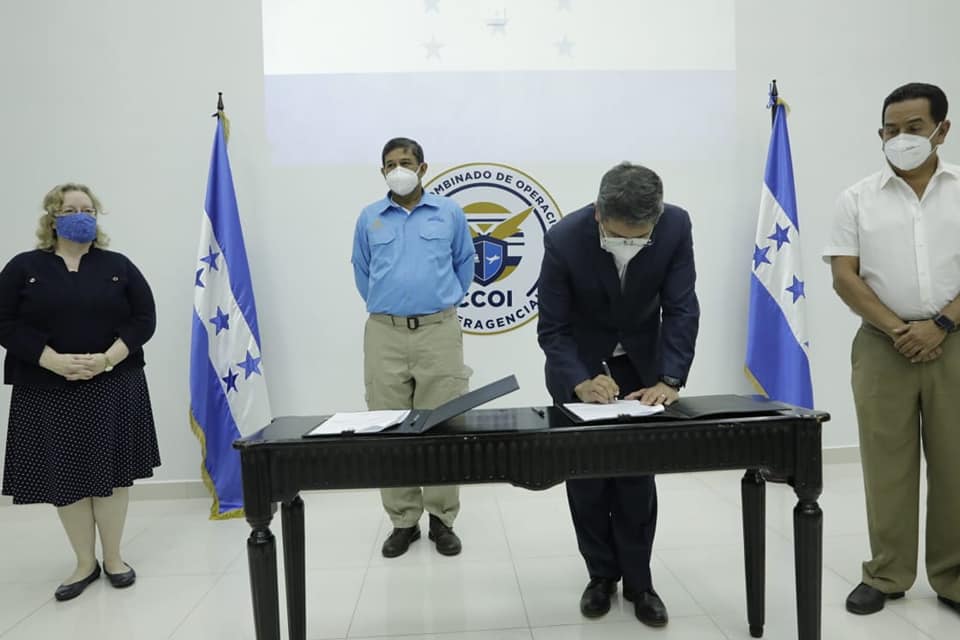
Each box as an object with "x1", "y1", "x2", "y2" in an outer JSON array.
[{"x1": 468, "y1": 204, "x2": 532, "y2": 285}]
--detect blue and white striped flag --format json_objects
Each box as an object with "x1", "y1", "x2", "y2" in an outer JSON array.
[
  {"x1": 190, "y1": 112, "x2": 272, "y2": 519},
  {"x1": 745, "y1": 91, "x2": 813, "y2": 408}
]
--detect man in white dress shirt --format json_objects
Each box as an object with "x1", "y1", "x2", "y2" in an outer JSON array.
[{"x1": 825, "y1": 82, "x2": 960, "y2": 616}]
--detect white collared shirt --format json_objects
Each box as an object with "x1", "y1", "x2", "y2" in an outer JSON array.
[{"x1": 823, "y1": 159, "x2": 960, "y2": 320}]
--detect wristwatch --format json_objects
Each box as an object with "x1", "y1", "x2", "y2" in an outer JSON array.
[
  {"x1": 933, "y1": 314, "x2": 957, "y2": 333},
  {"x1": 103, "y1": 354, "x2": 115, "y2": 372},
  {"x1": 659, "y1": 375, "x2": 683, "y2": 390}
]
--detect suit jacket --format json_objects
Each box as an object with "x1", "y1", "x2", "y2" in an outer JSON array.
[{"x1": 537, "y1": 203, "x2": 700, "y2": 402}]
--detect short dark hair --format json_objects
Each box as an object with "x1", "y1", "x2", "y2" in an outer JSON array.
[
  {"x1": 596, "y1": 162, "x2": 663, "y2": 225},
  {"x1": 381, "y1": 137, "x2": 424, "y2": 165},
  {"x1": 882, "y1": 83, "x2": 949, "y2": 123}
]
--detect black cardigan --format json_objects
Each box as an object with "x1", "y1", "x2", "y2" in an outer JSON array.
[{"x1": 0, "y1": 248, "x2": 156, "y2": 387}]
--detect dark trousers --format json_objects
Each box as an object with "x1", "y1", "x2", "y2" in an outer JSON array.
[{"x1": 565, "y1": 354, "x2": 658, "y2": 591}]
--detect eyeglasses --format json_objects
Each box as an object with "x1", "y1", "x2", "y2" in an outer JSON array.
[
  {"x1": 55, "y1": 208, "x2": 97, "y2": 216},
  {"x1": 600, "y1": 222, "x2": 655, "y2": 240}
]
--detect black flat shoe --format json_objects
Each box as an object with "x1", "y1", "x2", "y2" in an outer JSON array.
[
  {"x1": 54, "y1": 563, "x2": 101, "y2": 602},
  {"x1": 624, "y1": 586, "x2": 669, "y2": 627},
  {"x1": 428, "y1": 514, "x2": 462, "y2": 556},
  {"x1": 845, "y1": 582, "x2": 904, "y2": 615},
  {"x1": 580, "y1": 577, "x2": 618, "y2": 618},
  {"x1": 382, "y1": 525, "x2": 421, "y2": 558},
  {"x1": 104, "y1": 564, "x2": 136, "y2": 588}
]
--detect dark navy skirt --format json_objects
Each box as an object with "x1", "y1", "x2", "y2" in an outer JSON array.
[{"x1": 2, "y1": 367, "x2": 161, "y2": 506}]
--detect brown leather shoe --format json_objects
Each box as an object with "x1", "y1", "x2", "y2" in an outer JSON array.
[
  {"x1": 381, "y1": 525, "x2": 420, "y2": 558},
  {"x1": 428, "y1": 514, "x2": 462, "y2": 556}
]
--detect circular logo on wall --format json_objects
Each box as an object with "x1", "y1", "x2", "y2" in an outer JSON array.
[{"x1": 424, "y1": 162, "x2": 563, "y2": 335}]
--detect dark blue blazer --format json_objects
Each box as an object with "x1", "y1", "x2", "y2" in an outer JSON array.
[{"x1": 537, "y1": 203, "x2": 700, "y2": 402}]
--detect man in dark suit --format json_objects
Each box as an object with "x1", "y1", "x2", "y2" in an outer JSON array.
[{"x1": 537, "y1": 162, "x2": 699, "y2": 627}]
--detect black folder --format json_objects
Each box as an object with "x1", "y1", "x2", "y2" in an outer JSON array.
[
  {"x1": 305, "y1": 375, "x2": 520, "y2": 436},
  {"x1": 559, "y1": 394, "x2": 792, "y2": 424},
  {"x1": 661, "y1": 394, "x2": 792, "y2": 419}
]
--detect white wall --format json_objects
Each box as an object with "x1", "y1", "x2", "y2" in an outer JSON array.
[
  {"x1": 734, "y1": 0, "x2": 960, "y2": 449},
  {"x1": 1, "y1": 0, "x2": 958, "y2": 486}
]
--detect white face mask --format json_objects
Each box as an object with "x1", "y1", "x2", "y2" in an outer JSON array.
[
  {"x1": 384, "y1": 166, "x2": 421, "y2": 196},
  {"x1": 599, "y1": 224, "x2": 649, "y2": 268},
  {"x1": 884, "y1": 122, "x2": 942, "y2": 171}
]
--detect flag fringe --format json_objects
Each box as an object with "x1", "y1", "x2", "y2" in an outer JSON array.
[
  {"x1": 771, "y1": 97, "x2": 791, "y2": 114},
  {"x1": 189, "y1": 409, "x2": 245, "y2": 521},
  {"x1": 217, "y1": 110, "x2": 231, "y2": 145},
  {"x1": 742, "y1": 364, "x2": 769, "y2": 398}
]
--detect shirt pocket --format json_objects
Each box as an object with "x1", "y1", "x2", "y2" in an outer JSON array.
[
  {"x1": 419, "y1": 219, "x2": 453, "y2": 262},
  {"x1": 368, "y1": 226, "x2": 398, "y2": 279}
]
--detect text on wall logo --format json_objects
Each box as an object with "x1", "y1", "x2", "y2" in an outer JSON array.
[{"x1": 425, "y1": 163, "x2": 562, "y2": 335}]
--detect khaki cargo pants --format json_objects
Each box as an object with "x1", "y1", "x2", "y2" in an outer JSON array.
[{"x1": 364, "y1": 307, "x2": 470, "y2": 528}]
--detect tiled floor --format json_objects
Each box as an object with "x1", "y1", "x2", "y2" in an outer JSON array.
[{"x1": 1, "y1": 465, "x2": 958, "y2": 639}]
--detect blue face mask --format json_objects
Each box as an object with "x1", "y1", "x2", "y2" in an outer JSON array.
[{"x1": 55, "y1": 212, "x2": 98, "y2": 243}]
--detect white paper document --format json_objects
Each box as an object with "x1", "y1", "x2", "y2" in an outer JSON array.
[
  {"x1": 562, "y1": 400, "x2": 665, "y2": 423},
  {"x1": 307, "y1": 410, "x2": 411, "y2": 436}
]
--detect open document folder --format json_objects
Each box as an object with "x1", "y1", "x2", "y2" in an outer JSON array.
[
  {"x1": 561, "y1": 394, "x2": 794, "y2": 424},
  {"x1": 561, "y1": 399, "x2": 665, "y2": 423},
  {"x1": 306, "y1": 410, "x2": 410, "y2": 436},
  {"x1": 304, "y1": 375, "x2": 520, "y2": 437}
]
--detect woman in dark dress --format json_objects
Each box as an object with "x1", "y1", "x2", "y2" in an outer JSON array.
[{"x1": 0, "y1": 183, "x2": 161, "y2": 601}]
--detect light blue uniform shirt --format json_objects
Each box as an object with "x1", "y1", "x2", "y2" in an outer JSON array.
[{"x1": 352, "y1": 192, "x2": 475, "y2": 316}]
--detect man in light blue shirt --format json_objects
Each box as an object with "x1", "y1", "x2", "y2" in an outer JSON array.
[{"x1": 352, "y1": 137, "x2": 475, "y2": 558}]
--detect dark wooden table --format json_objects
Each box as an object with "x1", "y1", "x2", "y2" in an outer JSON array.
[{"x1": 235, "y1": 400, "x2": 829, "y2": 640}]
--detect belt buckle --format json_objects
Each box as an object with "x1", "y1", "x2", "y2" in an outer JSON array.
[{"x1": 406, "y1": 316, "x2": 420, "y2": 330}]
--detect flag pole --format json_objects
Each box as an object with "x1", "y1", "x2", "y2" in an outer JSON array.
[
  {"x1": 212, "y1": 91, "x2": 230, "y2": 143},
  {"x1": 769, "y1": 79, "x2": 778, "y2": 128}
]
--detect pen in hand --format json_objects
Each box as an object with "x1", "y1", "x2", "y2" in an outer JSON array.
[{"x1": 601, "y1": 360, "x2": 619, "y2": 401}]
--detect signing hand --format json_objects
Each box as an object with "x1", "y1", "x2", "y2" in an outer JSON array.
[
  {"x1": 625, "y1": 382, "x2": 679, "y2": 406},
  {"x1": 892, "y1": 321, "x2": 945, "y2": 363},
  {"x1": 574, "y1": 375, "x2": 620, "y2": 404}
]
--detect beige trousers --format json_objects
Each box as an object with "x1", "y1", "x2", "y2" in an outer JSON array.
[
  {"x1": 852, "y1": 324, "x2": 960, "y2": 599},
  {"x1": 364, "y1": 308, "x2": 470, "y2": 528}
]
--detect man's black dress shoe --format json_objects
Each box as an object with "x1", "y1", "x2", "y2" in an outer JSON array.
[
  {"x1": 937, "y1": 595, "x2": 960, "y2": 614},
  {"x1": 623, "y1": 586, "x2": 669, "y2": 627},
  {"x1": 428, "y1": 514, "x2": 462, "y2": 556},
  {"x1": 105, "y1": 564, "x2": 137, "y2": 588},
  {"x1": 54, "y1": 563, "x2": 101, "y2": 602},
  {"x1": 382, "y1": 525, "x2": 420, "y2": 558},
  {"x1": 579, "y1": 577, "x2": 618, "y2": 618},
  {"x1": 845, "y1": 582, "x2": 904, "y2": 615}
]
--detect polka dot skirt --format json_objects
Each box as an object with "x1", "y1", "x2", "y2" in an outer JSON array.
[{"x1": 2, "y1": 367, "x2": 161, "y2": 506}]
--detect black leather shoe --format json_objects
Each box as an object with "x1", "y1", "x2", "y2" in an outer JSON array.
[
  {"x1": 105, "y1": 564, "x2": 136, "y2": 588},
  {"x1": 579, "y1": 577, "x2": 618, "y2": 618},
  {"x1": 381, "y1": 525, "x2": 421, "y2": 558},
  {"x1": 937, "y1": 595, "x2": 960, "y2": 614},
  {"x1": 845, "y1": 582, "x2": 904, "y2": 615},
  {"x1": 624, "y1": 586, "x2": 669, "y2": 627},
  {"x1": 428, "y1": 514, "x2": 462, "y2": 556},
  {"x1": 54, "y1": 563, "x2": 101, "y2": 602}
]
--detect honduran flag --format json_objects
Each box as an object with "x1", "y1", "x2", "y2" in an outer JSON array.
[
  {"x1": 190, "y1": 109, "x2": 272, "y2": 519},
  {"x1": 745, "y1": 89, "x2": 814, "y2": 408}
]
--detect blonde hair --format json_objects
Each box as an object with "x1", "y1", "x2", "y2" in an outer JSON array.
[{"x1": 36, "y1": 183, "x2": 110, "y2": 251}]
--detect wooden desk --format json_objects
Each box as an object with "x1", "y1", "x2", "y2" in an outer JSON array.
[{"x1": 235, "y1": 402, "x2": 829, "y2": 640}]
